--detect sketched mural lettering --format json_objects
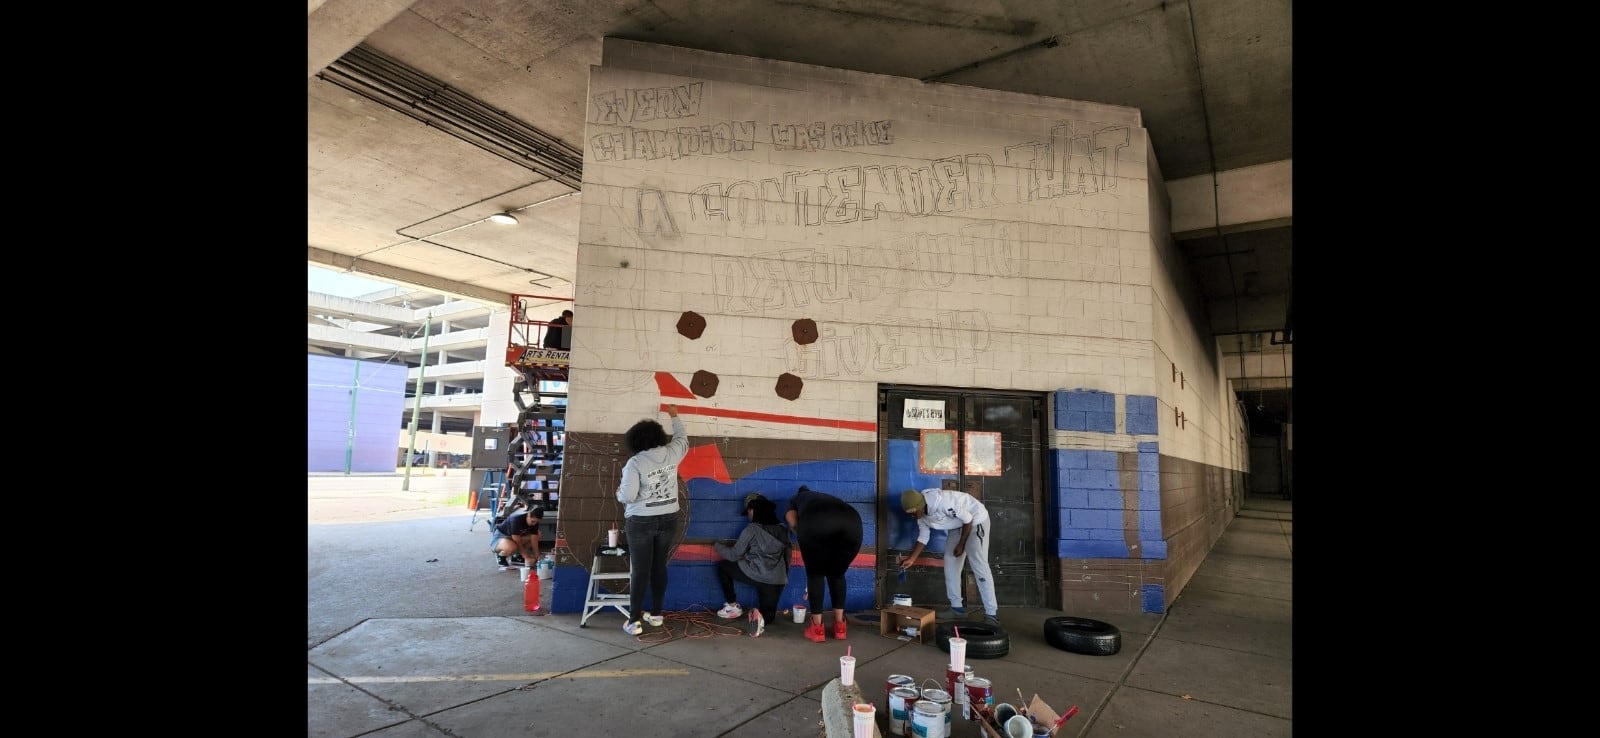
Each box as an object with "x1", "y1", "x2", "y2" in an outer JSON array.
[
  {"x1": 1004, "y1": 122, "x2": 1131, "y2": 199},
  {"x1": 770, "y1": 120, "x2": 894, "y2": 150},
  {"x1": 786, "y1": 313, "x2": 992, "y2": 377},
  {"x1": 708, "y1": 225, "x2": 1024, "y2": 315},
  {"x1": 591, "y1": 121, "x2": 756, "y2": 161},
  {"x1": 687, "y1": 155, "x2": 1000, "y2": 226},
  {"x1": 592, "y1": 83, "x2": 705, "y2": 124}
]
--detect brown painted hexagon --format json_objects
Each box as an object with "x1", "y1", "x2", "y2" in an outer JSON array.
[
  {"x1": 791, "y1": 318, "x2": 818, "y2": 345},
  {"x1": 775, "y1": 373, "x2": 803, "y2": 401},
  {"x1": 677, "y1": 311, "x2": 707, "y2": 340},
  {"x1": 690, "y1": 370, "x2": 720, "y2": 398}
]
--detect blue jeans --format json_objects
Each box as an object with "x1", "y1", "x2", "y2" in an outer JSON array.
[{"x1": 625, "y1": 512, "x2": 680, "y2": 621}]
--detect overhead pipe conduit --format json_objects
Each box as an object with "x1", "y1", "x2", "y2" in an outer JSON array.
[{"x1": 319, "y1": 44, "x2": 584, "y2": 191}]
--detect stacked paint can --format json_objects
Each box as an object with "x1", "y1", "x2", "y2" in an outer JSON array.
[
  {"x1": 920, "y1": 687, "x2": 952, "y2": 738},
  {"x1": 951, "y1": 665, "x2": 975, "y2": 719},
  {"x1": 910, "y1": 700, "x2": 945, "y2": 738},
  {"x1": 884, "y1": 675, "x2": 916, "y2": 717},
  {"x1": 963, "y1": 677, "x2": 993, "y2": 722},
  {"x1": 888, "y1": 686, "x2": 920, "y2": 736}
]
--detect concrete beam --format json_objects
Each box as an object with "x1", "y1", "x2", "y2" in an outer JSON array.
[
  {"x1": 1167, "y1": 160, "x2": 1292, "y2": 237},
  {"x1": 308, "y1": 0, "x2": 417, "y2": 77},
  {"x1": 308, "y1": 247, "x2": 510, "y2": 308}
]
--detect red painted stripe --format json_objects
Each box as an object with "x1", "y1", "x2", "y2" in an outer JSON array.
[{"x1": 663, "y1": 403, "x2": 876, "y2": 433}]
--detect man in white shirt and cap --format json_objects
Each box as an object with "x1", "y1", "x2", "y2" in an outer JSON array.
[{"x1": 896, "y1": 488, "x2": 999, "y2": 625}]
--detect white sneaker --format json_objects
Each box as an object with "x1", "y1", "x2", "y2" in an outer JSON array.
[
  {"x1": 622, "y1": 621, "x2": 644, "y2": 635},
  {"x1": 644, "y1": 612, "x2": 665, "y2": 627},
  {"x1": 749, "y1": 610, "x2": 766, "y2": 638},
  {"x1": 717, "y1": 603, "x2": 744, "y2": 619}
]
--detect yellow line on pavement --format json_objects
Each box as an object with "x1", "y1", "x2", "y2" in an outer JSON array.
[{"x1": 309, "y1": 668, "x2": 690, "y2": 685}]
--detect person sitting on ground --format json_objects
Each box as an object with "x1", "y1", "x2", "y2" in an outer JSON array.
[
  {"x1": 713, "y1": 493, "x2": 791, "y2": 637},
  {"x1": 542, "y1": 309, "x2": 573, "y2": 349},
  {"x1": 492, "y1": 506, "x2": 543, "y2": 572}
]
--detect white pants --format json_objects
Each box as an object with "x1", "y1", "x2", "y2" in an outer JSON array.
[{"x1": 943, "y1": 519, "x2": 996, "y2": 616}]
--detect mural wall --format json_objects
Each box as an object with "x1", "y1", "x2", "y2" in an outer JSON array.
[{"x1": 551, "y1": 40, "x2": 1242, "y2": 615}]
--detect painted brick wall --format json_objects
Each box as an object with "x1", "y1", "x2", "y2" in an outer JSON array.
[{"x1": 553, "y1": 40, "x2": 1244, "y2": 616}]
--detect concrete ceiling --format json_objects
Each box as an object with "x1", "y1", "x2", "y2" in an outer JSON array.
[{"x1": 308, "y1": 0, "x2": 1292, "y2": 377}]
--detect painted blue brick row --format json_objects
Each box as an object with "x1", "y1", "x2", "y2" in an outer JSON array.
[
  {"x1": 1064, "y1": 468, "x2": 1118, "y2": 490},
  {"x1": 1124, "y1": 395, "x2": 1157, "y2": 435},
  {"x1": 1141, "y1": 584, "x2": 1165, "y2": 613},
  {"x1": 1138, "y1": 441, "x2": 1159, "y2": 453},
  {"x1": 1054, "y1": 389, "x2": 1115, "y2": 432},
  {"x1": 1069, "y1": 508, "x2": 1115, "y2": 528},
  {"x1": 1057, "y1": 539, "x2": 1129, "y2": 558},
  {"x1": 1139, "y1": 511, "x2": 1161, "y2": 535},
  {"x1": 1140, "y1": 540, "x2": 1167, "y2": 558}
]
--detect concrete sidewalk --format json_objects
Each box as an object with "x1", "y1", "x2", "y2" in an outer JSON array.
[{"x1": 308, "y1": 476, "x2": 1291, "y2": 737}]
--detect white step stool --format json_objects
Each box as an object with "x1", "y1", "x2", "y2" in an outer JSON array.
[{"x1": 579, "y1": 548, "x2": 631, "y2": 627}]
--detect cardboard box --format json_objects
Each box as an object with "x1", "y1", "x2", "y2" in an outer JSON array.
[
  {"x1": 976, "y1": 694, "x2": 1067, "y2": 738},
  {"x1": 878, "y1": 605, "x2": 935, "y2": 643}
]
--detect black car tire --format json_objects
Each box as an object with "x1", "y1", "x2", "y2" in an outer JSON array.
[
  {"x1": 934, "y1": 621, "x2": 1009, "y2": 659},
  {"x1": 1043, "y1": 616, "x2": 1121, "y2": 655}
]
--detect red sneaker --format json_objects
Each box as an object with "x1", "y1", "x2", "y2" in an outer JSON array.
[
  {"x1": 833, "y1": 620, "x2": 847, "y2": 640},
  {"x1": 804, "y1": 623, "x2": 827, "y2": 642}
]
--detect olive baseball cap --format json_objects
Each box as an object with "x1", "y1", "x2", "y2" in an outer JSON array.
[
  {"x1": 900, "y1": 489, "x2": 925, "y2": 513},
  {"x1": 743, "y1": 492, "x2": 768, "y2": 509}
]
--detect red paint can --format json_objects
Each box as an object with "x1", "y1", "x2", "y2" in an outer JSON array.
[
  {"x1": 886, "y1": 674, "x2": 916, "y2": 713},
  {"x1": 963, "y1": 677, "x2": 993, "y2": 722}
]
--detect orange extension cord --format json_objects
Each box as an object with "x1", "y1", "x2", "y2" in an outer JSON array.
[{"x1": 627, "y1": 604, "x2": 752, "y2": 643}]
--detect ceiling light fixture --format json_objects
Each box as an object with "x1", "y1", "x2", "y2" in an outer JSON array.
[{"x1": 487, "y1": 212, "x2": 519, "y2": 225}]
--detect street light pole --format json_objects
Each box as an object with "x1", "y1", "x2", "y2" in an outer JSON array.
[{"x1": 402, "y1": 313, "x2": 432, "y2": 491}]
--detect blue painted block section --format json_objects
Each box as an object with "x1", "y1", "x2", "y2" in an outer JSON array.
[
  {"x1": 1058, "y1": 539, "x2": 1130, "y2": 558},
  {"x1": 661, "y1": 561, "x2": 719, "y2": 611},
  {"x1": 1139, "y1": 511, "x2": 1161, "y2": 535},
  {"x1": 1056, "y1": 449, "x2": 1088, "y2": 469},
  {"x1": 1085, "y1": 451, "x2": 1118, "y2": 471},
  {"x1": 1086, "y1": 411, "x2": 1115, "y2": 432},
  {"x1": 1141, "y1": 584, "x2": 1165, "y2": 613},
  {"x1": 1124, "y1": 395, "x2": 1157, "y2": 435},
  {"x1": 685, "y1": 459, "x2": 878, "y2": 545},
  {"x1": 1059, "y1": 527, "x2": 1090, "y2": 540},
  {"x1": 731, "y1": 568, "x2": 875, "y2": 613},
  {"x1": 1138, "y1": 441, "x2": 1159, "y2": 453},
  {"x1": 1138, "y1": 472, "x2": 1159, "y2": 492},
  {"x1": 1059, "y1": 488, "x2": 1089, "y2": 509},
  {"x1": 1089, "y1": 528, "x2": 1125, "y2": 541},
  {"x1": 1141, "y1": 539, "x2": 1167, "y2": 558},
  {"x1": 1065, "y1": 468, "x2": 1098, "y2": 488},
  {"x1": 887, "y1": 439, "x2": 959, "y2": 548},
  {"x1": 1055, "y1": 389, "x2": 1113, "y2": 431},
  {"x1": 1087, "y1": 489, "x2": 1121, "y2": 510},
  {"x1": 552, "y1": 566, "x2": 588, "y2": 613},
  {"x1": 1068, "y1": 508, "x2": 1112, "y2": 528}
]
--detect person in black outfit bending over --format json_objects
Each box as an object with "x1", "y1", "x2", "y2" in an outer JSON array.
[{"x1": 786, "y1": 485, "x2": 864, "y2": 642}]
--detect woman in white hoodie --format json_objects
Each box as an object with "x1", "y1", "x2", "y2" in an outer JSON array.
[{"x1": 616, "y1": 404, "x2": 688, "y2": 635}]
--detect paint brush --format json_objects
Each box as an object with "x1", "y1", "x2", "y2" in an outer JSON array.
[{"x1": 1049, "y1": 705, "x2": 1080, "y2": 735}]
